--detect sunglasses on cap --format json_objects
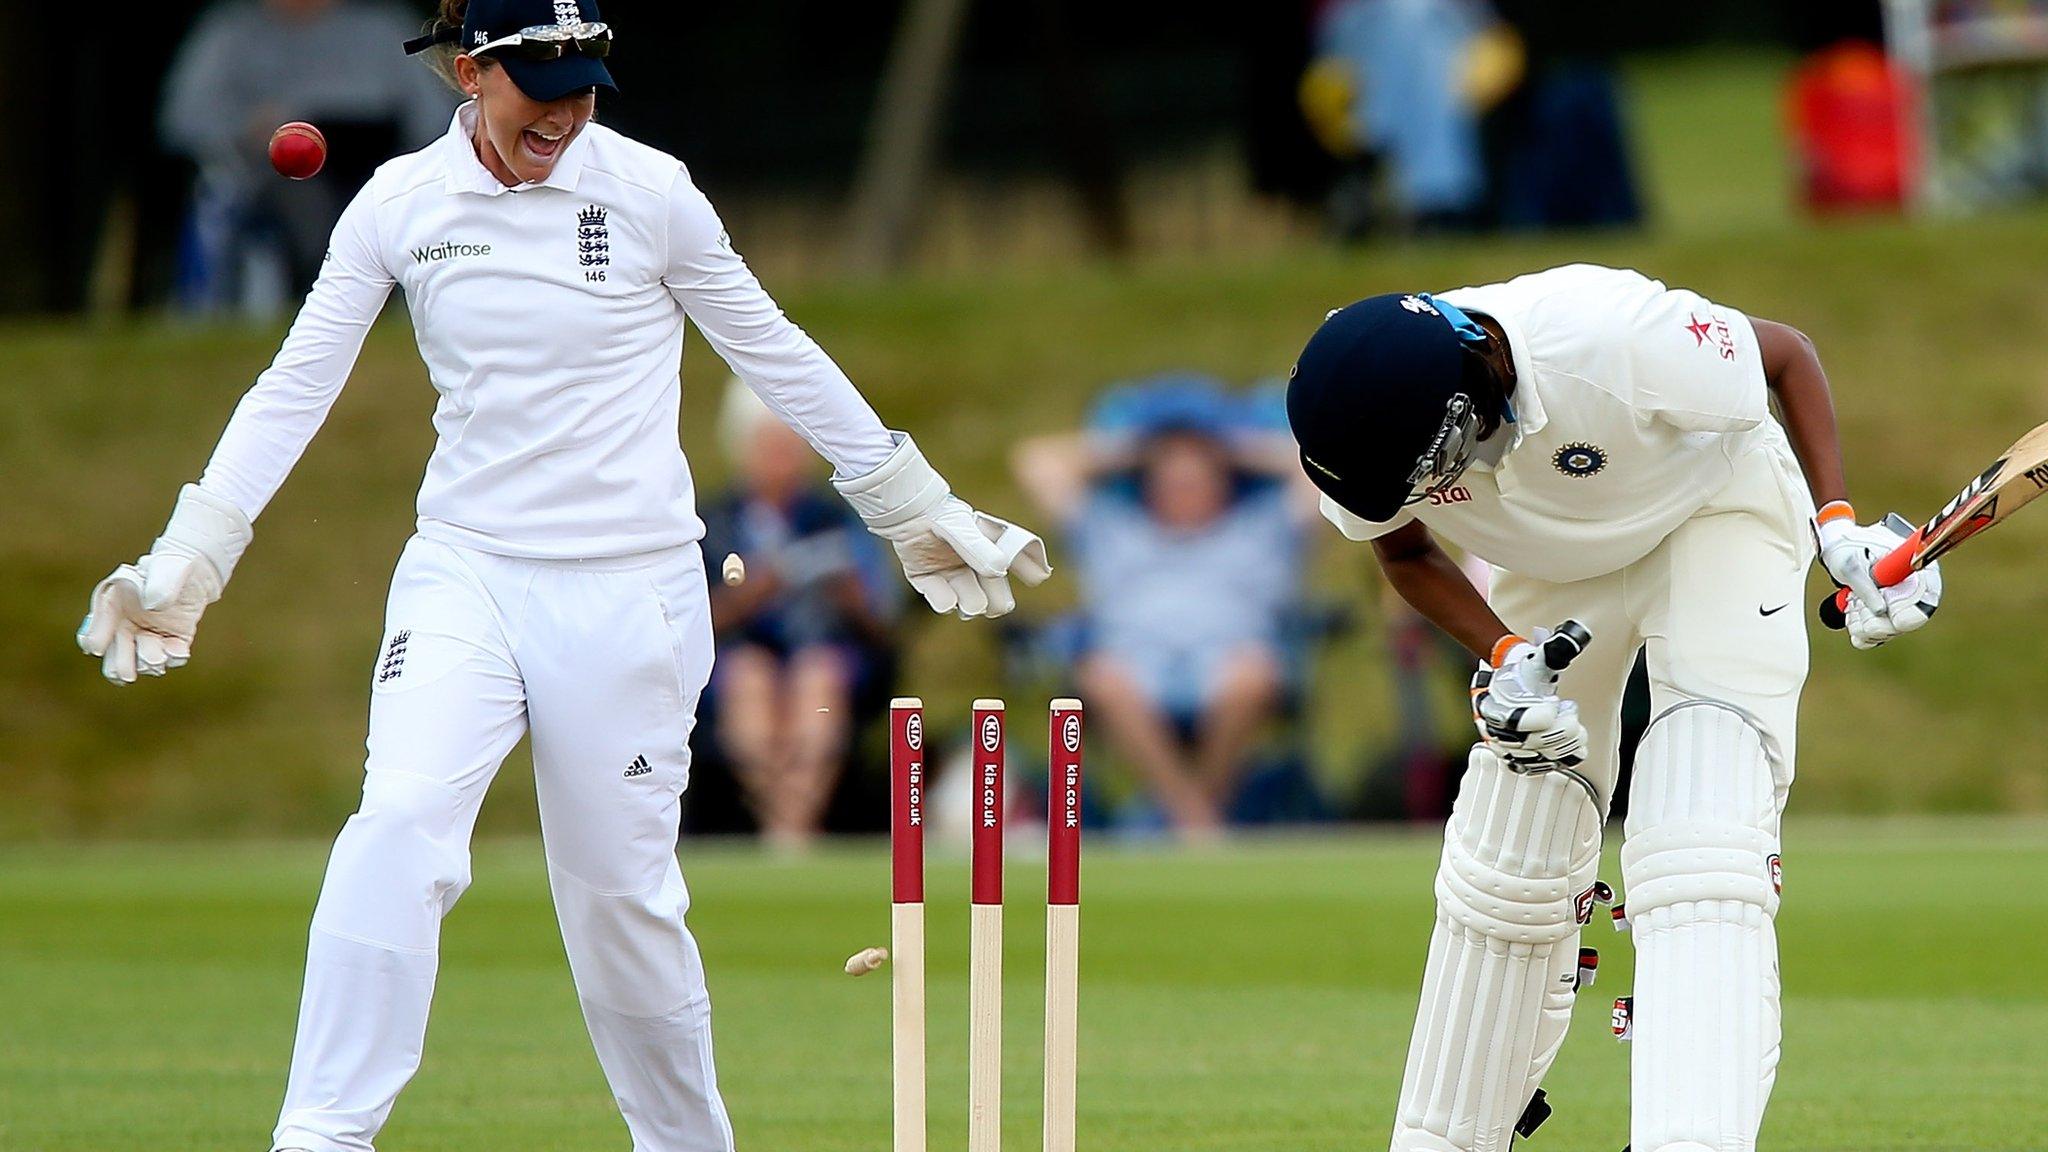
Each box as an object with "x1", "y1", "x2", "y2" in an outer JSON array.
[
  {"x1": 405, "y1": 21, "x2": 612, "y2": 60},
  {"x1": 473, "y1": 22, "x2": 611, "y2": 60}
]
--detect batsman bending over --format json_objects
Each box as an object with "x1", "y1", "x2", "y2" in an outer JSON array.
[{"x1": 1285, "y1": 265, "x2": 1943, "y2": 1151}]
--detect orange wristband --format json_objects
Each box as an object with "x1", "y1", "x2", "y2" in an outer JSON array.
[
  {"x1": 1813, "y1": 500, "x2": 1855, "y2": 527},
  {"x1": 1489, "y1": 634, "x2": 1528, "y2": 669}
]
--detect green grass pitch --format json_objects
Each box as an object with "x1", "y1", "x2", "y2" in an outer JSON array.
[{"x1": 5, "y1": 822, "x2": 2045, "y2": 1150}]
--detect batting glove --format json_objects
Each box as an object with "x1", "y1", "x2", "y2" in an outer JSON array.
[
  {"x1": 1836, "y1": 516, "x2": 1942, "y2": 651},
  {"x1": 78, "y1": 485, "x2": 252, "y2": 683},
  {"x1": 1813, "y1": 501, "x2": 1887, "y2": 615},
  {"x1": 1813, "y1": 502, "x2": 1943, "y2": 650},
  {"x1": 1471, "y1": 632, "x2": 1589, "y2": 771}
]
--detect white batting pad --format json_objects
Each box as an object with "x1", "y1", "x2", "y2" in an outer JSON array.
[
  {"x1": 1621, "y1": 701, "x2": 1788, "y2": 1152},
  {"x1": 1392, "y1": 748, "x2": 1603, "y2": 1152}
]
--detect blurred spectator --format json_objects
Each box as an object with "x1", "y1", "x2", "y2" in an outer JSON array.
[
  {"x1": 159, "y1": 0, "x2": 453, "y2": 315},
  {"x1": 700, "y1": 380, "x2": 902, "y2": 849},
  {"x1": 1786, "y1": 40, "x2": 1915, "y2": 214},
  {"x1": 1012, "y1": 376, "x2": 1320, "y2": 838},
  {"x1": 1481, "y1": 0, "x2": 1643, "y2": 229},
  {"x1": 1301, "y1": 0, "x2": 1643, "y2": 236},
  {"x1": 1304, "y1": 0, "x2": 1500, "y2": 235}
]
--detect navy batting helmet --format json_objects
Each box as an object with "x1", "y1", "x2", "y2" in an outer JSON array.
[{"x1": 1286, "y1": 292, "x2": 1496, "y2": 523}]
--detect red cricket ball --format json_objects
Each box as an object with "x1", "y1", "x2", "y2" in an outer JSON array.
[{"x1": 268, "y1": 121, "x2": 328, "y2": 181}]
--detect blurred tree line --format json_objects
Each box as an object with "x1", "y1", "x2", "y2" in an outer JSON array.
[{"x1": 3, "y1": 0, "x2": 1879, "y2": 313}]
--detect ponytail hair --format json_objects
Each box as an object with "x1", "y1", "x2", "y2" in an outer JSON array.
[{"x1": 419, "y1": 0, "x2": 487, "y2": 90}]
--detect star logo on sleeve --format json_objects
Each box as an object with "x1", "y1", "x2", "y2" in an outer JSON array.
[{"x1": 1684, "y1": 313, "x2": 1738, "y2": 361}]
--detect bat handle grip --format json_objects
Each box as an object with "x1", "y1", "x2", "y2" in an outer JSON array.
[
  {"x1": 1817, "y1": 528, "x2": 1925, "y2": 630},
  {"x1": 1533, "y1": 619, "x2": 1592, "y2": 677}
]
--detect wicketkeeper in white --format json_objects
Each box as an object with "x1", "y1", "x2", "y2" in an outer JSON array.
[
  {"x1": 75, "y1": 2, "x2": 1048, "y2": 1150},
  {"x1": 1285, "y1": 265, "x2": 1942, "y2": 1151}
]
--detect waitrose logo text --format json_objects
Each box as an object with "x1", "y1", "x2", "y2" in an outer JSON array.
[{"x1": 412, "y1": 240, "x2": 493, "y2": 264}]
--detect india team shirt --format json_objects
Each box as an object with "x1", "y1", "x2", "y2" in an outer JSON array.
[
  {"x1": 1320, "y1": 264, "x2": 1791, "y2": 584},
  {"x1": 196, "y1": 103, "x2": 895, "y2": 559}
]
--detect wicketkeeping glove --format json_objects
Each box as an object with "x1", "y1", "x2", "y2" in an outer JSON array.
[
  {"x1": 77, "y1": 485, "x2": 252, "y2": 683},
  {"x1": 835, "y1": 433, "x2": 1051, "y2": 619},
  {"x1": 1471, "y1": 632, "x2": 1589, "y2": 772}
]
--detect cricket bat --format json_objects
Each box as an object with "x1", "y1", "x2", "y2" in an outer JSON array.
[{"x1": 1819, "y1": 420, "x2": 2048, "y2": 628}]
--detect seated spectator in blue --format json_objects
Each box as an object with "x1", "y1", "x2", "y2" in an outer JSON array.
[
  {"x1": 703, "y1": 380, "x2": 901, "y2": 849},
  {"x1": 1313, "y1": 0, "x2": 1493, "y2": 231},
  {"x1": 1013, "y1": 376, "x2": 1319, "y2": 839},
  {"x1": 159, "y1": 0, "x2": 455, "y2": 314}
]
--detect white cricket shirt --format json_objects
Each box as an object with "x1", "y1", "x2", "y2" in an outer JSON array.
[
  {"x1": 198, "y1": 103, "x2": 895, "y2": 559},
  {"x1": 1320, "y1": 264, "x2": 1804, "y2": 584}
]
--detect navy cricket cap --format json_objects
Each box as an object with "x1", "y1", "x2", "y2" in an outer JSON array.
[
  {"x1": 408, "y1": 0, "x2": 618, "y2": 104},
  {"x1": 1285, "y1": 293, "x2": 1487, "y2": 524}
]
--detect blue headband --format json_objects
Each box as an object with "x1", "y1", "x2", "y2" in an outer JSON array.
[
  {"x1": 1418, "y1": 293, "x2": 1514, "y2": 422},
  {"x1": 1416, "y1": 293, "x2": 1489, "y2": 344}
]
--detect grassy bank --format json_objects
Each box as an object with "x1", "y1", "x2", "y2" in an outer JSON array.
[{"x1": 8, "y1": 207, "x2": 2048, "y2": 835}]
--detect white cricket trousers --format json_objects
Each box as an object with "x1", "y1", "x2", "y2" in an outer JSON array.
[
  {"x1": 272, "y1": 535, "x2": 733, "y2": 1152},
  {"x1": 1489, "y1": 436, "x2": 1815, "y2": 830},
  {"x1": 1489, "y1": 435, "x2": 1815, "y2": 1152}
]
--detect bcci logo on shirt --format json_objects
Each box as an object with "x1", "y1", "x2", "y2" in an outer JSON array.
[
  {"x1": 1553, "y1": 442, "x2": 1607, "y2": 478},
  {"x1": 577, "y1": 204, "x2": 610, "y2": 282}
]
